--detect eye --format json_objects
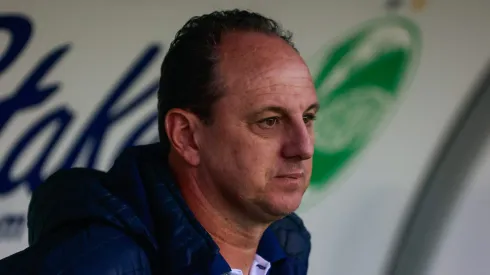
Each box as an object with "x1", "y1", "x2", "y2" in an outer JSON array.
[
  {"x1": 303, "y1": 114, "x2": 317, "y2": 125},
  {"x1": 258, "y1": 117, "x2": 280, "y2": 129}
]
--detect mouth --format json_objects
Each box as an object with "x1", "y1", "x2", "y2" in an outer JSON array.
[{"x1": 275, "y1": 172, "x2": 304, "y2": 180}]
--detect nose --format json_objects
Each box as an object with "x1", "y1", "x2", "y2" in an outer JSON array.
[{"x1": 281, "y1": 120, "x2": 314, "y2": 160}]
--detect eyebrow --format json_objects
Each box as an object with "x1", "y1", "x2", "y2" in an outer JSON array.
[
  {"x1": 251, "y1": 102, "x2": 320, "y2": 117},
  {"x1": 306, "y1": 103, "x2": 320, "y2": 113}
]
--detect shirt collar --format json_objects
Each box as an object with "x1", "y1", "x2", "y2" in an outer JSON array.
[
  {"x1": 210, "y1": 228, "x2": 287, "y2": 274},
  {"x1": 257, "y1": 226, "x2": 288, "y2": 263}
]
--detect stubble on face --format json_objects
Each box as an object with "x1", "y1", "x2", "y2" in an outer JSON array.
[{"x1": 197, "y1": 31, "x2": 318, "y2": 223}]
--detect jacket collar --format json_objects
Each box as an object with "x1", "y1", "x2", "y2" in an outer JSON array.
[{"x1": 109, "y1": 143, "x2": 287, "y2": 274}]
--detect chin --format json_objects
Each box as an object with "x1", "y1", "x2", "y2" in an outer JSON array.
[{"x1": 260, "y1": 192, "x2": 304, "y2": 219}]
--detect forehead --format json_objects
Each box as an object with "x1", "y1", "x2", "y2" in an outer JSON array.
[{"x1": 215, "y1": 32, "x2": 317, "y2": 112}]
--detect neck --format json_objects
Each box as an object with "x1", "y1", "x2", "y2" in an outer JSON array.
[{"x1": 169, "y1": 154, "x2": 268, "y2": 273}]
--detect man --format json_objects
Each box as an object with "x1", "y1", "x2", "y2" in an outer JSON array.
[{"x1": 0, "y1": 9, "x2": 317, "y2": 275}]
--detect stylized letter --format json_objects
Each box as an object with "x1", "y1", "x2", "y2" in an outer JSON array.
[
  {"x1": 0, "y1": 108, "x2": 73, "y2": 193},
  {"x1": 0, "y1": 14, "x2": 71, "y2": 132},
  {"x1": 62, "y1": 44, "x2": 162, "y2": 168}
]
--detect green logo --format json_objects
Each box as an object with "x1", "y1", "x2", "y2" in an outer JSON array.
[{"x1": 300, "y1": 16, "x2": 422, "y2": 210}]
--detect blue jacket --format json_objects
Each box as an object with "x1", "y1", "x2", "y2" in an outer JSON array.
[{"x1": 0, "y1": 143, "x2": 311, "y2": 274}]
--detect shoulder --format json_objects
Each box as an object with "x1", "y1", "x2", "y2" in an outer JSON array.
[
  {"x1": 1, "y1": 166, "x2": 157, "y2": 275},
  {"x1": 0, "y1": 224, "x2": 153, "y2": 275},
  {"x1": 269, "y1": 213, "x2": 311, "y2": 265},
  {"x1": 27, "y1": 167, "x2": 110, "y2": 245}
]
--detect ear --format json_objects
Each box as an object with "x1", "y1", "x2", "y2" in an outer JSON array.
[{"x1": 164, "y1": 109, "x2": 201, "y2": 166}]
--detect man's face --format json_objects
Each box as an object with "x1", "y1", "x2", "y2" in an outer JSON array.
[{"x1": 197, "y1": 31, "x2": 318, "y2": 222}]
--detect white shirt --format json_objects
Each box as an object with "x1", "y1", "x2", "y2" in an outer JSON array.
[{"x1": 229, "y1": 254, "x2": 271, "y2": 275}]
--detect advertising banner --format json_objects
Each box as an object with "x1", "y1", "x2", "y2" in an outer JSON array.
[{"x1": 1, "y1": 1, "x2": 489, "y2": 274}]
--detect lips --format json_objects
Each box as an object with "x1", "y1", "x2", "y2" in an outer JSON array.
[
  {"x1": 275, "y1": 172, "x2": 303, "y2": 179},
  {"x1": 273, "y1": 172, "x2": 305, "y2": 191}
]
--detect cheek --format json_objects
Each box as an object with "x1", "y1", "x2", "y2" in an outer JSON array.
[
  {"x1": 230, "y1": 138, "x2": 279, "y2": 186},
  {"x1": 203, "y1": 124, "x2": 279, "y2": 186},
  {"x1": 232, "y1": 141, "x2": 267, "y2": 173}
]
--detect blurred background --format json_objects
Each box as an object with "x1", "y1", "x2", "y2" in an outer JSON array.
[{"x1": 1, "y1": 0, "x2": 489, "y2": 274}]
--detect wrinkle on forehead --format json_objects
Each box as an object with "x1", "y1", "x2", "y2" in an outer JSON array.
[
  {"x1": 244, "y1": 83, "x2": 314, "y2": 95},
  {"x1": 214, "y1": 31, "x2": 312, "y2": 93}
]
